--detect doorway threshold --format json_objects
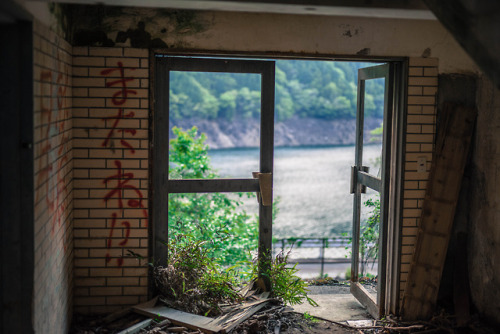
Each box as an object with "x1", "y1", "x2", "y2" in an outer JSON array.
[{"x1": 292, "y1": 285, "x2": 373, "y2": 322}]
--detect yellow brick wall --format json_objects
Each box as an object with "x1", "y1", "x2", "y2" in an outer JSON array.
[
  {"x1": 72, "y1": 47, "x2": 149, "y2": 314},
  {"x1": 33, "y1": 20, "x2": 74, "y2": 333},
  {"x1": 68, "y1": 50, "x2": 439, "y2": 313},
  {"x1": 399, "y1": 57, "x2": 438, "y2": 300}
]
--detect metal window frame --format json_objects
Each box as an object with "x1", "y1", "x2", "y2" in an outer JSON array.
[
  {"x1": 350, "y1": 61, "x2": 406, "y2": 318},
  {"x1": 151, "y1": 56, "x2": 275, "y2": 290}
]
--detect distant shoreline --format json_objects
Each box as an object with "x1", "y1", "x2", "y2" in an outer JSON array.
[{"x1": 171, "y1": 116, "x2": 383, "y2": 149}]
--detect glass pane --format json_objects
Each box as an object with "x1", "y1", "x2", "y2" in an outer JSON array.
[
  {"x1": 358, "y1": 190, "x2": 380, "y2": 299},
  {"x1": 272, "y1": 146, "x2": 353, "y2": 238},
  {"x1": 168, "y1": 192, "x2": 258, "y2": 267},
  {"x1": 362, "y1": 77, "x2": 384, "y2": 178},
  {"x1": 169, "y1": 71, "x2": 262, "y2": 179}
]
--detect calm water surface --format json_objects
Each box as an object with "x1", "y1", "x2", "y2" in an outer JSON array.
[{"x1": 209, "y1": 145, "x2": 382, "y2": 238}]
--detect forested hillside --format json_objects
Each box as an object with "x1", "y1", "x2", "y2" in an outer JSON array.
[{"x1": 169, "y1": 60, "x2": 385, "y2": 122}]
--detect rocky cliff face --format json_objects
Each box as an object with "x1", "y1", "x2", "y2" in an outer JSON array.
[{"x1": 171, "y1": 117, "x2": 383, "y2": 149}]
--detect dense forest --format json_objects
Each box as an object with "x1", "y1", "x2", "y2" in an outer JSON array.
[{"x1": 169, "y1": 59, "x2": 385, "y2": 122}]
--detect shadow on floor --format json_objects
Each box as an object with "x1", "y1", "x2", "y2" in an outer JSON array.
[{"x1": 292, "y1": 285, "x2": 373, "y2": 322}]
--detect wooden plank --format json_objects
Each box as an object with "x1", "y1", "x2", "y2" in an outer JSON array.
[
  {"x1": 402, "y1": 103, "x2": 477, "y2": 320},
  {"x1": 350, "y1": 282, "x2": 379, "y2": 319},
  {"x1": 168, "y1": 178, "x2": 259, "y2": 193},
  {"x1": 221, "y1": 301, "x2": 269, "y2": 332},
  {"x1": 132, "y1": 305, "x2": 223, "y2": 334},
  {"x1": 117, "y1": 319, "x2": 153, "y2": 334}
]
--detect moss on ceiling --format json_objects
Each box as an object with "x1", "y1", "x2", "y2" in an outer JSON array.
[{"x1": 49, "y1": 3, "x2": 210, "y2": 47}]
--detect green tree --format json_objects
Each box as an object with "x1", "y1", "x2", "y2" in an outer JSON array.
[
  {"x1": 166, "y1": 59, "x2": 385, "y2": 122},
  {"x1": 168, "y1": 127, "x2": 258, "y2": 265}
]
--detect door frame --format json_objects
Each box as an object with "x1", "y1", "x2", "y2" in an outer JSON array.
[
  {"x1": 350, "y1": 62, "x2": 406, "y2": 317},
  {"x1": 151, "y1": 55, "x2": 276, "y2": 289},
  {"x1": 149, "y1": 51, "x2": 407, "y2": 313}
]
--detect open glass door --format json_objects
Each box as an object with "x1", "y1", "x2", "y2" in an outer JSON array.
[
  {"x1": 152, "y1": 56, "x2": 275, "y2": 289},
  {"x1": 351, "y1": 63, "x2": 394, "y2": 318}
]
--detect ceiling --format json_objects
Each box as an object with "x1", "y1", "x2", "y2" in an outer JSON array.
[
  {"x1": 16, "y1": 0, "x2": 500, "y2": 87},
  {"x1": 27, "y1": 0, "x2": 436, "y2": 19}
]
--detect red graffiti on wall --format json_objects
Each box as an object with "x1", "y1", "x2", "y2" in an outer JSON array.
[
  {"x1": 100, "y1": 61, "x2": 147, "y2": 266},
  {"x1": 101, "y1": 62, "x2": 137, "y2": 105},
  {"x1": 35, "y1": 69, "x2": 70, "y2": 251},
  {"x1": 105, "y1": 213, "x2": 131, "y2": 266},
  {"x1": 103, "y1": 160, "x2": 147, "y2": 266},
  {"x1": 100, "y1": 62, "x2": 138, "y2": 153},
  {"x1": 103, "y1": 160, "x2": 146, "y2": 211},
  {"x1": 102, "y1": 109, "x2": 137, "y2": 153}
]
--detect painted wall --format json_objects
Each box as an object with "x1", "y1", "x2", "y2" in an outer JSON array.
[{"x1": 33, "y1": 19, "x2": 74, "y2": 333}]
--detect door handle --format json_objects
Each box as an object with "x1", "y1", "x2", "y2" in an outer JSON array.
[
  {"x1": 252, "y1": 172, "x2": 273, "y2": 206},
  {"x1": 350, "y1": 166, "x2": 369, "y2": 194}
]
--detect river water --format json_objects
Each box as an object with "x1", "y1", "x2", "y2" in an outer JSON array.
[{"x1": 209, "y1": 144, "x2": 382, "y2": 239}]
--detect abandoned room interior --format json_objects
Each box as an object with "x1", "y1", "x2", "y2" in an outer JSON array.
[{"x1": 1, "y1": 0, "x2": 500, "y2": 332}]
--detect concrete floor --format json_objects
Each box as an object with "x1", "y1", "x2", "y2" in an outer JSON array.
[{"x1": 292, "y1": 286, "x2": 373, "y2": 322}]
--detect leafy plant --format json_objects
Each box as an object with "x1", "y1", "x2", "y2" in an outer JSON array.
[
  {"x1": 303, "y1": 312, "x2": 319, "y2": 323},
  {"x1": 343, "y1": 195, "x2": 380, "y2": 278},
  {"x1": 359, "y1": 197, "x2": 380, "y2": 277},
  {"x1": 245, "y1": 249, "x2": 318, "y2": 307},
  {"x1": 168, "y1": 126, "x2": 258, "y2": 265},
  {"x1": 154, "y1": 231, "x2": 242, "y2": 316}
]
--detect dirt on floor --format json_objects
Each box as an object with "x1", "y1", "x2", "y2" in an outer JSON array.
[
  {"x1": 226, "y1": 306, "x2": 358, "y2": 334},
  {"x1": 71, "y1": 306, "x2": 359, "y2": 334}
]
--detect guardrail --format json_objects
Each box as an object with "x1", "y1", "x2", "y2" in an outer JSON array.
[{"x1": 272, "y1": 237, "x2": 352, "y2": 277}]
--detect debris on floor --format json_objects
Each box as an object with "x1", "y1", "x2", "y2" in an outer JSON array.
[
  {"x1": 70, "y1": 280, "x2": 498, "y2": 334},
  {"x1": 71, "y1": 297, "x2": 499, "y2": 334}
]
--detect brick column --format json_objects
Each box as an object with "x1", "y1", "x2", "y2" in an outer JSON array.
[
  {"x1": 72, "y1": 47, "x2": 150, "y2": 314},
  {"x1": 399, "y1": 57, "x2": 438, "y2": 301}
]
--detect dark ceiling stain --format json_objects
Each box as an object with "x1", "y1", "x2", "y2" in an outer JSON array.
[
  {"x1": 116, "y1": 21, "x2": 167, "y2": 48},
  {"x1": 51, "y1": 4, "x2": 210, "y2": 47},
  {"x1": 356, "y1": 48, "x2": 371, "y2": 55},
  {"x1": 422, "y1": 47, "x2": 432, "y2": 58},
  {"x1": 74, "y1": 30, "x2": 115, "y2": 47},
  {"x1": 343, "y1": 28, "x2": 361, "y2": 37},
  {"x1": 339, "y1": 24, "x2": 362, "y2": 38}
]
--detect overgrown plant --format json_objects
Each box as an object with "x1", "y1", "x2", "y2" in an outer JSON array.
[
  {"x1": 153, "y1": 231, "x2": 242, "y2": 316},
  {"x1": 344, "y1": 195, "x2": 380, "y2": 278},
  {"x1": 359, "y1": 197, "x2": 380, "y2": 277},
  {"x1": 245, "y1": 249, "x2": 318, "y2": 307},
  {"x1": 156, "y1": 127, "x2": 317, "y2": 314}
]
